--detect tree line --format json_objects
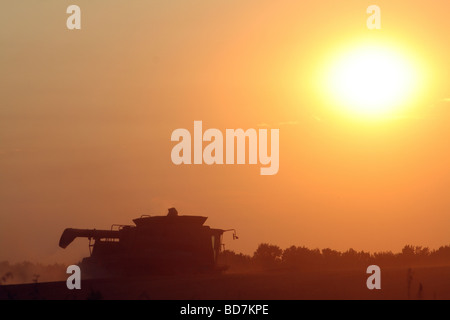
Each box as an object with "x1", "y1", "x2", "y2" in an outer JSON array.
[{"x1": 219, "y1": 244, "x2": 450, "y2": 272}]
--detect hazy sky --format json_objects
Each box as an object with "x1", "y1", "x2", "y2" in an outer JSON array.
[{"x1": 1, "y1": 0, "x2": 449, "y2": 263}]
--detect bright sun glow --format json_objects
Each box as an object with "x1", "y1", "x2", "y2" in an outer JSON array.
[{"x1": 324, "y1": 44, "x2": 421, "y2": 118}]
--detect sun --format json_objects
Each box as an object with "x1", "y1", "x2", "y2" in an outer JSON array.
[{"x1": 322, "y1": 43, "x2": 422, "y2": 118}]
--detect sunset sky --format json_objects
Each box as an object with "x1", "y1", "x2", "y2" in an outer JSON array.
[{"x1": 1, "y1": 0, "x2": 449, "y2": 263}]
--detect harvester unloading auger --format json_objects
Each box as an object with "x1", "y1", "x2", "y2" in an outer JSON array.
[{"x1": 59, "y1": 208, "x2": 237, "y2": 276}]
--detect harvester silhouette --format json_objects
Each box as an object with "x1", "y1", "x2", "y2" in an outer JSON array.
[{"x1": 59, "y1": 208, "x2": 237, "y2": 276}]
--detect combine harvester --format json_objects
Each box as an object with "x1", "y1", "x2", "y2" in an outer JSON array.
[{"x1": 59, "y1": 208, "x2": 237, "y2": 277}]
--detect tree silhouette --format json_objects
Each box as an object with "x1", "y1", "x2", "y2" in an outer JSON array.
[
  {"x1": 253, "y1": 243, "x2": 282, "y2": 268},
  {"x1": 222, "y1": 243, "x2": 450, "y2": 273}
]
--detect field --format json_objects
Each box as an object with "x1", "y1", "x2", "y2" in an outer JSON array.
[{"x1": 1, "y1": 265, "x2": 449, "y2": 300}]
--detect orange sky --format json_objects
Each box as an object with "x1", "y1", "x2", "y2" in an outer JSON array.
[{"x1": 0, "y1": 0, "x2": 449, "y2": 263}]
